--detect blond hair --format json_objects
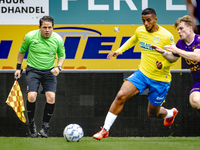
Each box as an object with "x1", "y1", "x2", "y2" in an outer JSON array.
[{"x1": 174, "y1": 15, "x2": 194, "y2": 29}]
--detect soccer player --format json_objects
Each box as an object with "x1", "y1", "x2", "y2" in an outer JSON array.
[
  {"x1": 93, "y1": 8, "x2": 178, "y2": 140},
  {"x1": 14, "y1": 16, "x2": 65, "y2": 138},
  {"x1": 153, "y1": 15, "x2": 200, "y2": 114}
]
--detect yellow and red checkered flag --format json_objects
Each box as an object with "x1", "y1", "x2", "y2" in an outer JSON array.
[{"x1": 6, "y1": 80, "x2": 26, "y2": 123}]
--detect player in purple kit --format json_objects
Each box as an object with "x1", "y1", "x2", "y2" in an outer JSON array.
[{"x1": 150, "y1": 15, "x2": 200, "y2": 113}]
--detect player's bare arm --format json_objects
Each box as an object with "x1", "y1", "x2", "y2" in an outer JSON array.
[
  {"x1": 150, "y1": 45, "x2": 165, "y2": 54},
  {"x1": 107, "y1": 51, "x2": 120, "y2": 59},
  {"x1": 51, "y1": 58, "x2": 65, "y2": 76},
  {"x1": 14, "y1": 52, "x2": 25, "y2": 79},
  {"x1": 165, "y1": 45, "x2": 200, "y2": 62},
  {"x1": 150, "y1": 45, "x2": 179, "y2": 62},
  {"x1": 164, "y1": 44, "x2": 180, "y2": 54},
  {"x1": 57, "y1": 58, "x2": 65, "y2": 66}
]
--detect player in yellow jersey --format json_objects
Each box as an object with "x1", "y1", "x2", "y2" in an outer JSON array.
[{"x1": 93, "y1": 8, "x2": 178, "y2": 140}]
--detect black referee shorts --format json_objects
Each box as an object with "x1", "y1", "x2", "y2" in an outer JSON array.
[{"x1": 26, "y1": 65, "x2": 57, "y2": 93}]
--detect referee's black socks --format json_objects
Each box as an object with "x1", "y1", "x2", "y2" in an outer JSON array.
[
  {"x1": 43, "y1": 102, "x2": 55, "y2": 124},
  {"x1": 27, "y1": 100, "x2": 36, "y2": 124}
]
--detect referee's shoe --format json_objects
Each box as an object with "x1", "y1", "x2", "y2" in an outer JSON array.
[
  {"x1": 38, "y1": 123, "x2": 49, "y2": 138},
  {"x1": 28, "y1": 121, "x2": 38, "y2": 138}
]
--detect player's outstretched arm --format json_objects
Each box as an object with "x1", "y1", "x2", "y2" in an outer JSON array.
[
  {"x1": 165, "y1": 44, "x2": 200, "y2": 62},
  {"x1": 107, "y1": 51, "x2": 120, "y2": 59},
  {"x1": 164, "y1": 44, "x2": 180, "y2": 54},
  {"x1": 150, "y1": 45, "x2": 179, "y2": 62},
  {"x1": 150, "y1": 45, "x2": 165, "y2": 54}
]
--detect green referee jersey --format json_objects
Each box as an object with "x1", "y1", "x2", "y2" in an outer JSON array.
[{"x1": 19, "y1": 29, "x2": 65, "y2": 70}]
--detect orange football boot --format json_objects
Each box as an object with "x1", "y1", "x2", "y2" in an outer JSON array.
[
  {"x1": 93, "y1": 127, "x2": 109, "y2": 140},
  {"x1": 164, "y1": 108, "x2": 178, "y2": 126}
]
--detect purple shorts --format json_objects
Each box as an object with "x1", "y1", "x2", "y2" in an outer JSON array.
[{"x1": 190, "y1": 81, "x2": 200, "y2": 94}]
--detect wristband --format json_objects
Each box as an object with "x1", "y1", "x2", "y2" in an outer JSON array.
[
  {"x1": 16, "y1": 63, "x2": 21, "y2": 70},
  {"x1": 57, "y1": 66, "x2": 62, "y2": 71},
  {"x1": 162, "y1": 50, "x2": 167, "y2": 56}
]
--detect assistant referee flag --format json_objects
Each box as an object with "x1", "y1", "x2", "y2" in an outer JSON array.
[{"x1": 6, "y1": 80, "x2": 26, "y2": 123}]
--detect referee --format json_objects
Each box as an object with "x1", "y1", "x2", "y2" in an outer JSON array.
[{"x1": 14, "y1": 16, "x2": 65, "y2": 138}]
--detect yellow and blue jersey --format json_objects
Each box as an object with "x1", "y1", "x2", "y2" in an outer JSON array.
[{"x1": 117, "y1": 25, "x2": 175, "y2": 82}]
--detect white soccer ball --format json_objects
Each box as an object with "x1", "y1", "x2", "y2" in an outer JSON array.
[{"x1": 63, "y1": 124, "x2": 84, "y2": 142}]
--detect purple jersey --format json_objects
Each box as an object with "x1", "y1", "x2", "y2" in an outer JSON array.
[{"x1": 176, "y1": 34, "x2": 200, "y2": 81}]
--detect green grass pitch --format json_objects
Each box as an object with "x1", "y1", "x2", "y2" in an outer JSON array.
[{"x1": 0, "y1": 137, "x2": 200, "y2": 150}]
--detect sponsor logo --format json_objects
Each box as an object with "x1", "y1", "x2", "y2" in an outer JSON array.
[
  {"x1": 156, "y1": 96, "x2": 164, "y2": 100},
  {"x1": 139, "y1": 41, "x2": 153, "y2": 50},
  {"x1": 0, "y1": 27, "x2": 141, "y2": 60}
]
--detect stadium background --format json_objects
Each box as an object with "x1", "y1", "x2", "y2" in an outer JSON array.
[{"x1": 1, "y1": 0, "x2": 199, "y2": 137}]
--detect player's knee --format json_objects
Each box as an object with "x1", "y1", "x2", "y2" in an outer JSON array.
[
  {"x1": 46, "y1": 97, "x2": 55, "y2": 104},
  {"x1": 116, "y1": 90, "x2": 127, "y2": 103},
  {"x1": 190, "y1": 98, "x2": 200, "y2": 109},
  {"x1": 28, "y1": 92, "x2": 37, "y2": 102},
  {"x1": 46, "y1": 93, "x2": 55, "y2": 104},
  {"x1": 47, "y1": 99, "x2": 55, "y2": 104}
]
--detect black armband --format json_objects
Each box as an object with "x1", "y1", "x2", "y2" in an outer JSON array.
[{"x1": 16, "y1": 63, "x2": 21, "y2": 70}]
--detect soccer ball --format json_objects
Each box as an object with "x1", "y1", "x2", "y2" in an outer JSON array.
[{"x1": 63, "y1": 124, "x2": 84, "y2": 142}]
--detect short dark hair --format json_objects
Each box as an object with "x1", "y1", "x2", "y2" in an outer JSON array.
[
  {"x1": 39, "y1": 16, "x2": 54, "y2": 27},
  {"x1": 142, "y1": 8, "x2": 156, "y2": 16}
]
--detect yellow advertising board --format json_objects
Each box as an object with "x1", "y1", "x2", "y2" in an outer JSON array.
[{"x1": 0, "y1": 24, "x2": 181, "y2": 70}]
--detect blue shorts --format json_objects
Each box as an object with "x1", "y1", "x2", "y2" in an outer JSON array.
[
  {"x1": 26, "y1": 66, "x2": 57, "y2": 93},
  {"x1": 125, "y1": 69, "x2": 171, "y2": 106}
]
